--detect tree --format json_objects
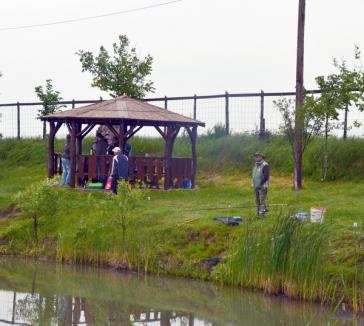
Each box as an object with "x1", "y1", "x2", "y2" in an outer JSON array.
[
  {"x1": 15, "y1": 179, "x2": 59, "y2": 243},
  {"x1": 77, "y1": 35, "x2": 155, "y2": 99},
  {"x1": 275, "y1": 98, "x2": 322, "y2": 174},
  {"x1": 107, "y1": 180, "x2": 144, "y2": 250},
  {"x1": 306, "y1": 47, "x2": 364, "y2": 179},
  {"x1": 35, "y1": 79, "x2": 63, "y2": 139}
]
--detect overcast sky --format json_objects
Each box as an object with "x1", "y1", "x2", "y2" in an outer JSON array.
[{"x1": 0, "y1": 0, "x2": 363, "y2": 103}]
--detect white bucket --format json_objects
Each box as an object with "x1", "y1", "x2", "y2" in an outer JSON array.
[{"x1": 310, "y1": 207, "x2": 325, "y2": 224}]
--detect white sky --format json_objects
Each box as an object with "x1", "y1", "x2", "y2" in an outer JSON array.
[{"x1": 0, "y1": 0, "x2": 363, "y2": 103}]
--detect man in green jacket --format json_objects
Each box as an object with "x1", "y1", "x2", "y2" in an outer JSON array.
[{"x1": 252, "y1": 152, "x2": 270, "y2": 217}]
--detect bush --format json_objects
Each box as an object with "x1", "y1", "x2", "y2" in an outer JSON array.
[{"x1": 15, "y1": 178, "x2": 60, "y2": 242}]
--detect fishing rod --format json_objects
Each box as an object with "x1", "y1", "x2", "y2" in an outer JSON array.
[
  {"x1": 150, "y1": 202, "x2": 289, "y2": 212},
  {"x1": 168, "y1": 203, "x2": 289, "y2": 212}
]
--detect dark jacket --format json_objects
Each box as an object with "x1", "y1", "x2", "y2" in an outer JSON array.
[
  {"x1": 261, "y1": 164, "x2": 269, "y2": 185},
  {"x1": 107, "y1": 143, "x2": 117, "y2": 156},
  {"x1": 63, "y1": 141, "x2": 71, "y2": 160},
  {"x1": 111, "y1": 154, "x2": 129, "y2": 179},
  {"x1": 95, "y1": 138, "x2": 108, "y2": 155}
]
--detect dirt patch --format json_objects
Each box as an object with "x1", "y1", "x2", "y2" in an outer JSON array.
[
  {"x1": 0, "y1": 204, "x2": 21, "y2": 219},
  {"x1": 188, "y1": 231, "x2": 200, "y2": 242},
  {"x1": 206, "y1": 234, "x2": 217, "y2": 245}
]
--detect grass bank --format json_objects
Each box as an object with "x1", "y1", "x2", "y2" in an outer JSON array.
[{"x1": 0, "y1": 137, "x2": 364, "y2": 312}]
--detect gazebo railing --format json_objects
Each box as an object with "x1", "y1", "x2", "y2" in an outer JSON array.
[{"x1": 54, "y1": 154, "x2": 193, "y2": 189}]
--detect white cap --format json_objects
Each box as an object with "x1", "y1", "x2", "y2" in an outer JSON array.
[{"x1": 112, "y1": 146, "x2": 121, "y2": 153}]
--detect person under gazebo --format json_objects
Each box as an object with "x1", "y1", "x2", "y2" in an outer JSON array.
[{"x1": 110, "y1": 146, "x2": 129, "y2": 194}]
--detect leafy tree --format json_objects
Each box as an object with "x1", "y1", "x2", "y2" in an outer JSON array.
[
  {"x1": 77, "y1": 35, "x2": 154, "y2": 99},
  {"x1": 207, "y1": 123, "x2": 227, "y2": 138},
  {"x1": 306, "y1": 46, "x2": 364, "y2": 179},
  {"x1": 107, "y1": 180, "x2": 144, "y2": 250},
  {"x1": 15, "y1": 179, "x2": 59, "y2": 242},
  {"x1": 274, "y1": 97, "x2": 323, "y2": 178},
  {"x1": 35, "y1": 79, "x2": 63, "y2": 139}
]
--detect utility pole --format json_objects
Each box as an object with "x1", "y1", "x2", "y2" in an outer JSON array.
[{"x1": 294, "y1": 0, "x2": 306, "y2": 190}]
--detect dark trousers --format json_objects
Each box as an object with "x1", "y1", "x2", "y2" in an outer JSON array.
[
  {"x1": 112, "y1": 177, "x2": 127, "y2": 194},
  {"x1": 112, "y1": 176, "x2": 119, "y2": 194}
]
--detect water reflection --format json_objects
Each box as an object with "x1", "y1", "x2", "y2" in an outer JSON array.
[
  {"x1": 1, "y1": 291, "x2": 198, "y2": 325},
  {"x1": 0, "y1": 258, "x2": 359, "y2": 325}
]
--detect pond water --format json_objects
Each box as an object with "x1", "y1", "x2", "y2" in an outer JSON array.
[{"x1": 0, "y1": 258, "x2": 359, "y2": 325}]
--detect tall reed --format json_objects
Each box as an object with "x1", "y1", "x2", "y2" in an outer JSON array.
[{"x1": 222, "y1": 214, "x2": 332, "y2": 304}]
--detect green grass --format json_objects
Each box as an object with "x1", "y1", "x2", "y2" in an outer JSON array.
[{"x1": 1, "y1": 136, "x2": 364, "y2": 312}]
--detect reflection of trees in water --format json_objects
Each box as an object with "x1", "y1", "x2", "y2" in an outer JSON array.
[
  {"x1": 7, "y1": 291, "x2": 199, "y2": 326},
  {"x1": 0, "y1": 258, "x2": 335, "y2": 326}
]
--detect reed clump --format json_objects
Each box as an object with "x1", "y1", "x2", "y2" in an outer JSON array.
[{"x1": 216, "y1": 214, "x2": 364, "y2": 311}]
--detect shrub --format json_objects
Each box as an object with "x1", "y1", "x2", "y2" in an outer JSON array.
[{"x1": 15, "y1": 179, "x2": 59, "y2": 242}]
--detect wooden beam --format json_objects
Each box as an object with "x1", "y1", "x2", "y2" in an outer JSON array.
[
  {"x1": 66, "y1": 122, "x2": 72, "y2": 133},
  {"x1": 69, "y1": 122, "x2": 77, "y2": 188},
  {"x1": 55, "y1": 122, "x2": 62, "y2": 134},
  {"x1": 76, "y1": 123, "x2": 82, "y2": 157},
  {"x1": 155, "y1": 126, "x2": 167, "y2": 141},
  {"x1": 78, "y1": 123, "x2": 95, "y2": 138},
  {"x1": 126, "y1": 124, "x2": 136, "y2": 137},
  {"x1": 190, "y1": 126, "x2": 197, "y2": 189},
  {"x1": 107, "y1": 124, "x2": 119, "y2": 138},
  {"x1": 164, "y1": 125, "x2": 180, "y2": 189},
  {"x1": 127, "y1": 125, "x2": 143, "y2": 140},
  {"x1": 119, "y1": 122, "x2": 126, "y2": 150},
  {"x1": 48, "y1": 122, "x2": 56, "y2": 178}
]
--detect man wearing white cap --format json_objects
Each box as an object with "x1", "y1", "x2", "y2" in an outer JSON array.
[{"x1": 110, "y1": 146, "x2": 129, "y2": 194}]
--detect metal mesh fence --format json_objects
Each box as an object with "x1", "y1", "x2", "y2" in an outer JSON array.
[{"x1": 1, "y1": 92, "x2": 364, "y2": 139}]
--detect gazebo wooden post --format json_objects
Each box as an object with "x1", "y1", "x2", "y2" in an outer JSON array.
[
  {"x1": 76, "y1": 123, "x2": 82, "y2": 156},
  {"x1": 191, "y1": 126, "x2": 197, "y2": 189},
  {"x1": 48, "y1": 121, "x2": 56, "y2": 179},
  {"x1": 164, "y1": 127, "x2": 172, "y2": 190},
  {"x1": 164, "y1": 125, "x2": 180, "y2": 190},
  {"x1": 119, "y1": 122, "x2": 126, "y2": 151},
  {"x1": 185, "y1": 125, "x2": 198, "y2": 189},
  {"x1": 69, "y1": 121, "x2": 77, "y2": 188}
]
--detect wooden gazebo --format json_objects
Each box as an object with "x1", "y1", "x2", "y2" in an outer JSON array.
[{"x1": 41, "y1": 96, "x2": 205, "y2": 190}]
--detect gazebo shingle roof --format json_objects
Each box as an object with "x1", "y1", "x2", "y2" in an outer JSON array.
[{"x1": 42, "y1": 96, "x2": 205, "y2": 126}]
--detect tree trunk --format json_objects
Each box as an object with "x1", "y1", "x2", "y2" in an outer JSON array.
[
  {"x1": 33, "y1": 214, "x2": 38, "y2": 242},
  {"x1": 323, "y1": 115, "x2": 329, "y2": 180},
  {"x1": 343, "y1": 104, "x2": 348, "y2": 139}
]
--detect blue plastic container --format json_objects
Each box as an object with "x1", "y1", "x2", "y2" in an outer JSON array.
[{"x1": 183, "y1": 179, "x2": 192, "y2": 189}]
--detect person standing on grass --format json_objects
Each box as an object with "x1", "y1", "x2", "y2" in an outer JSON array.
[
  {"x1": 110, "y1": 146, "x2": 129, "y2": 194},
  {"x1": 61, "y1": 134, "x2": 71, "y2": 186},
  {"x1": 252, "y1": 152, "x2": 270, "y2": 217}
]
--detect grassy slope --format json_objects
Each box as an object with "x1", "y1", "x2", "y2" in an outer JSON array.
[{"x1": 0, "y1": 136, "x2": 364, "y2": 310}]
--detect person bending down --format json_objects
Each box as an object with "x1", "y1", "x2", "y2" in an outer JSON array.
[{"x1": 110, "y1": 147, "x2": 129, "y2": 194}]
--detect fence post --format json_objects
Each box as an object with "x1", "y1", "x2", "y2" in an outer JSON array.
[
  {"x1": 225, "y1": 91, "x2": 229, "y2": 135},
  {"x1": 17, "y1": 102, "x2": 20, "y2": 139},
  {"x1": 72, "y1": 99, "x2": 75, "y2": 109},
  {"x1": 193, "y1": 94, "x2": 197, "y2": 120},
  {"x1": 260, "y1": 90, "x2": 265, "y2": 137},
  {"x1": 343, "y1": 103, "x2": 348, "y2": 139}
]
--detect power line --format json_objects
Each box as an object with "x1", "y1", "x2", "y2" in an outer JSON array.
[{"x1": 0, "y1": 0, "x2": 183, "y2": 32}]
